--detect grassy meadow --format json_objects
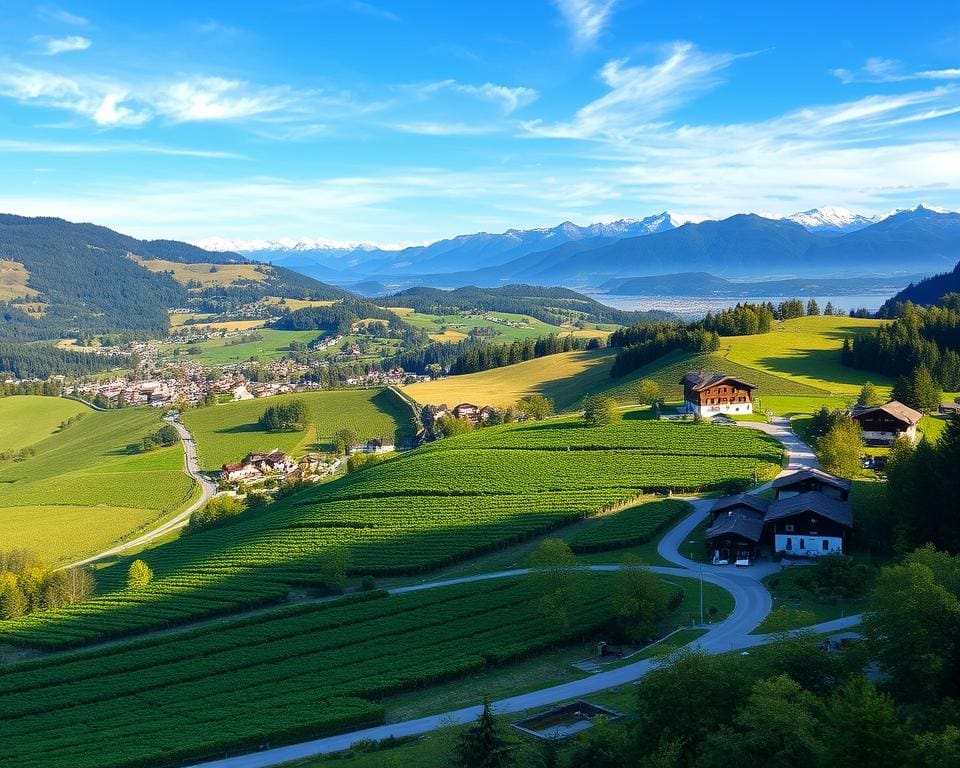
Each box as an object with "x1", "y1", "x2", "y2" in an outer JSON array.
[
  {"x1": 132, "y1": 256, "x2": 266, "y2": 287},
  {"x1": 391, "y1": 307, "x2": 613, "y2": 344},
  {"x1": 0, "y1": 399, "x2": 197, "y2": 564},
  {"x1": 182, "y1": 388, "x2": 416, "y2": 470},
  {"x1": 0, "y1": 395, "x2": 88, "y2": 452}
]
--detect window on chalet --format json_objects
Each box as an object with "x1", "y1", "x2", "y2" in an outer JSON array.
[
  {"x1": 822, "y1": 539, "x2": 829, "y2": 551},
  {"x1": 785, "y1": 537, "x2": 793, "y2": 550},
  {"x1": 785, "y1": 523, "x2": 794, "y2": 532}
]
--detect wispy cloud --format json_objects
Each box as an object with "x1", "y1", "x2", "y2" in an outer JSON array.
[
  {"x1": 37, "y1": 6, "x2": 88, "y2": 25},
  {"x1": 0, "y1": 139, "x2": 241, "y2": 158},
  {"x1": 421, "y1": 80, "x2": 537, "y2": 114},
  {"x1": 34, "y1": 35, "x2": 91, "y2": 55},
  {"x1": 525, "y1": 42, "x2": 750, "y2": 141},
  {"x1": 392, "y1": 121, "x2": 494, "y2": 136},
  {"x1": 553, "y1": 0, "x2": 617, "y2": 48},
  {"x1": 0, "y1": 64, "x2": 301, "y2": 127},
  {"x1": 832, "y1": 57, "x2": 960, "y2": 84},
  {"x1": 344, "y1": 1, "x2": 400, "y2": 22}
]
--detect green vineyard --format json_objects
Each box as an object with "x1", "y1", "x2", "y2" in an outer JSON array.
[
  {"x1": 569, "y1": 498, "x2": 690, "y2": 553},
  {"x1": 0, "y1": 577, "x2": 627, "y2": 768},
  {"x1": 0, "y1": 417, "x2": 781, "y2": 649}
]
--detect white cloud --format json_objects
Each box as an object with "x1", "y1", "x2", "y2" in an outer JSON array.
[
  {"x1": 392, "y1": 121, "x2": 494, "y2": 135},
  {"x1": 452, "y1": 82, "x2": 538, "y2": 113},
  {"x1": 553, "y1": 0, "x2": 617, "y2": 48},
  {"x1": 525, "y1": 42, "x2": 749, "y2": 141},
  {"x1": 0, "y1": 139, "x2": 241, "y2": 158},
  {"x1": 0, "y1": 64, "x2": 299, "y2": 127},
  {"x1": 38, "y1": 6, "x2": 89, "y2": 25},
  {"x1": 832, "y1": 57, "x2": 960, "y2": 84},
  {"x1": 34, "y1": 35, "x2": 91, "y2": 55}
]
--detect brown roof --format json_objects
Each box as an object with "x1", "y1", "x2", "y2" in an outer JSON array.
[
  {"x1": 222, "y1": 463, "x2": 245, "y2": 472},
  {"x1": 680, "y1": 371, "x2": 758, "y2": 392},
  {"x1": 852, "y1": 400, "x2": 922, "y2": 427},
  {"x1": 710, "y1": 493, "x2": 770, "y2": 517},
  {"x1": 772, "y1": 468, "x2": 852, "y2": 493},
  {"x1": 765, "y1": 491, "x2": 854, "y2": 529}
]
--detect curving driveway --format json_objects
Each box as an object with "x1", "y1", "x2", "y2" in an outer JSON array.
[
  {"x1": 183, "y1": 421, "x2": 851, "y2": 768},
  {"x1": 63, "y1": 416, "x2": 217, "y2": 570}
]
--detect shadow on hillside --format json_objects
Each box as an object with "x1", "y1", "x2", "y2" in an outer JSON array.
[{"x1": 755, "y1": 349, "x2": 882, "y2": 388}]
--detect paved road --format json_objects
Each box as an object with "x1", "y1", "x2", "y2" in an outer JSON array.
[
  {"x1": 177, "y1": 418, "x2": 836, "y2": 768},
  {"x1": 63, "y1": 416, "x2": 217, "y2": 570}
]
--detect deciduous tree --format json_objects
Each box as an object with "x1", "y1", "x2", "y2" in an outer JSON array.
[{"x1": 127, "y1": 559, "x2": 154, "y2": 590}]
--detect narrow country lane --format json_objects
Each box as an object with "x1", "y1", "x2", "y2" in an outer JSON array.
[
  {"x1": 62, "y1": 415, "x2": 217, "y2": 570},
  {"x1": 183, "y1": 419, "x2": 854, "y2": 768}
]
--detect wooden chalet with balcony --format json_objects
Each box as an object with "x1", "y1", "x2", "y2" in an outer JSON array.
[{"x1": 681, "y1": 372, "x2": 757, "y2": 417}]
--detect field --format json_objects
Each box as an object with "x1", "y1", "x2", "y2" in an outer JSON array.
[
  {"x1": 0, "y1": 571, "x2": 699, "y2": 768},
  {"x1": 569, "y1": 498, "x2": 689, "y2": 553},
  {"x1": 404, "y1": 348, "x2": 618, "y2": 409},
  {"x1": 168, "y1": 313, "x2": 267, "y2": 332},
  {"x1": 390, "y1": 307, "x2": 612, "y2": 344},
  {"x1": 0, "y1": 258, "x2": 38, "y2": 301},
  {"x1": 131, "y1": 255, "x2": 266, "y2": 287},
  {"x1": 182, "y1": 388, "x2": 416, "y2": 470},
  {"x1": 0, "y1": 414, "x2": 781, "y2": 648},
  {"x1": 162, "y1": 328, "x2": 322, "y2": 365},
  {"x1": 0, "y1": 395, "x2": 88, "y2": 452},
  {"x1": 723, "y1": 315, "x2": 891, "y2": 395},
  {"x1": 0, "y1": 400, "x2": 197, "y2": 564}
]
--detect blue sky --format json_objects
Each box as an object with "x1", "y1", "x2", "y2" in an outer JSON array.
[{"x1": 0, "y1": 1, "x2": 958, "y2": 246}]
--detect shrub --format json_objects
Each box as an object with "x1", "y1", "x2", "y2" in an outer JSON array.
[{"x1": 361, "y1": 575, "x2": 377, "y2": 591}]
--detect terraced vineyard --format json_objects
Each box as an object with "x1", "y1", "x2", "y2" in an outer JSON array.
[
  {"x1": 0, "y1": 416, "x2": 780, "y2": 648},
  {"x1": 0, "y1": 576, "x2": 633, "y2": 768},
  {"x1": 569, "y1": 498, "x2": 690, "y2": 553}
]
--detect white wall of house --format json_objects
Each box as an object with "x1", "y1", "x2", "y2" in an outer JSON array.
[
  {"x1": 684, "y1": 400, "x2": 754, "y2": 417},
  {"x1": 775, "y1": 534, "x2": 843, "y2": 557},
  {"x1": 862, "y1": 425, "x2": 916, "y2": 444}
]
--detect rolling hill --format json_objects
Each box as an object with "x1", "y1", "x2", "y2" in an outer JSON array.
[
  {"x1": 879, "y1": 259, "x2": 960, "y2": 313},
  {"x1": 0, "y1": 214, "x2": 350, "y2": 343}
]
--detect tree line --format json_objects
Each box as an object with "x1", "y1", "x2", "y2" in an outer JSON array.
[
  {"x1": 0, "y1": 550, "x2": 95, "y2": 620},
  {"x1": 0, "y1": 342, "x2": 129, "y2": 379},
  {"x1": 449, "y1": 334, "x2": 591, "y2": 375},
  {"x1": 842, "y1": 296, "x2": 960, "y2": 391},
  {"x1": 258, "y1": 399, "x2": 309, "y2": 431},
  {"x1": 609, "y1": 324, "x2": 721, "y2": 378}
]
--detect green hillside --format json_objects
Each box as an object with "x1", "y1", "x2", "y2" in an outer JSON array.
[
  {"x1": 182, "y1": 388, "x2": 417, "y2": 471},
  {"x1": 0, "y1": 400, "x2": 197, "y2": 564},
  {"x1": 0, "y1": 413, "x2": 781, "y2": 648}
]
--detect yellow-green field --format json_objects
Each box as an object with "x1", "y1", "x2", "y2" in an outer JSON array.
[
  {"x1": 724, "y1": 316, "x2": 891, "y2": 395},
  {"x1": 0, "y1": 399, "x2": 197, "y2": 564},
  {"x1": 390, "y1": 307, "x2": 612, "y2": 344},
  {"x1": 0, "y1": 259, "x2": 37, "y2": 301},
  {"x1": 403, "y1": 348, "x2": 617, "y2": 409},
  {"x1": 182, "y1": 388, "x2": 417, "y2": 470},
  {"x1": 132, "y1": 256, "x2": 266, "y2": 288},
  {"x1": 0, "y1": 396, "x2": 88, "y2": 452}
]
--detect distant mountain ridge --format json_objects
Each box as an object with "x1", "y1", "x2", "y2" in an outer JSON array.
[
  {"x1": 880, "y1": 259, "x2": 960, "y2": 314},
  {"x1": 198, "y1": 204, "x2": 959, "y2": 288}
]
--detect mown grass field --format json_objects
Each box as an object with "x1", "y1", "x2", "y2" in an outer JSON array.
[
  {"x1": 132, "y1": 256, "x2": 266, "y2": 287},
  {"x1": 0, "y1": 400, "x2": 197, "y2": 564},
  {"x1": 723, "y1": 315, "x2": 891, "y2": 395},
  {"x1": 0, "y1": 414, "x2": 780, "y2": 648},
  {"x1": 0, "y1": 258, "x2": 38, "y2": 301},
  {"x1": 404, "y1": 348, "x2": 618, "y2": 409},
  {"x1": 0, "y1": 395, "x2": 88, "y2": 452},
  {"x1": 163, "y1": 328, "x2": 321, "y2": 365},
  {"x1": 182, "y1": 388, "x2": 415, "y2": 470},
  {"x1": 390, "y1": 307, "x2": 612, "y2": 344}
]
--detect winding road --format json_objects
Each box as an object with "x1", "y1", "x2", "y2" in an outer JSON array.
[
  {"x1": 63, "y1": 415, "x2": 217, "y2": 570},
  {"x1": 184, "y1": 417, "x2": 857, "y2": 768}
]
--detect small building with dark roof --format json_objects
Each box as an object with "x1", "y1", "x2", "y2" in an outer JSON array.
[
  {"x1": 680, "y1": 372, "x2": 757, "y2": 417},
  {"x1": 772, "y1": 468, "x2": 852, "y2": 501},
  {"x1": 851, "y1": 400, "x2": 922, "y2": 445},
  {"x1": 708, "y1": 493, "x2": 770, "y2": 524},
  {"x1": 706, "y1": 508, "x2": 766, "y2": 565},
  {"x1": 765, "y1": 491, "x2": 853, "y2": 558}
]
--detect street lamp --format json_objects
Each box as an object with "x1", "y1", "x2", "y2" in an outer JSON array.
[{"x1": 689, "y1": 539, "x2": 704, "y2": 624}]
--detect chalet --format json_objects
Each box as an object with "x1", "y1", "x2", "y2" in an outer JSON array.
[
  {"x1": 453, "y1": 403, "x2": 481, "y2": 422},
  {"x1": 765, "y1": 492, "x2": 853, "y2": 558},
  {"x1": 680, "y1": 372, "x2": 757, "y2": 417},
  {"x1": 242, "y1": 450, "x2": 296, "y2": 474},
  {"x1": 851, "y1": 400, "x2": 922, "y2": 445},
  {"x1": 772, "y1": 468, "x2": 851, "y2": 501},
  {"x1": 706, "y1": 495, "x2": 770, "y2": 565},
  {"x1": 939, "y1": 402, "x2": 960, "y2": 416},
  {"x1": 349, "y1": 438, "x2": 395, "y2": 455},
  {"x1": 220, "y1": 463, "x2": 263, "y2": 483}
]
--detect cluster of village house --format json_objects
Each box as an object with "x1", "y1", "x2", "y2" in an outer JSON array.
[
  {"x1": 220, "y1": 438, "x2": 395, "y2": 487},
  {"x1": 706, "y1": 468, "x2": 854, "y2": 565},
  {"x1": 684, "y1": 369, "x2": 935, "y2": 565},
  {"x1": 681, "y1": 370, "x2": 926, "y2": 444}
]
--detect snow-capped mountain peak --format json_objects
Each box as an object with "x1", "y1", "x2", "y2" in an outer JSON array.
[{"x1": 785, "y1": 206, "x2": 875, "y2": 233}]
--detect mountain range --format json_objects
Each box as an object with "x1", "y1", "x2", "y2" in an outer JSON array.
[{"x1": 197, "y1": 205, "x2": 960, "y2": 291}]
